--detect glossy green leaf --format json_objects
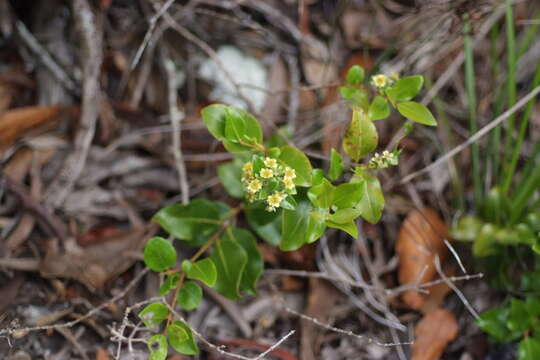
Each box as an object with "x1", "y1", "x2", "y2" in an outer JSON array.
[
  {"x1": 386, "y1": 75, "x2": 424, "y2": 103},
  {"x1": 477, "y1": 307, "x2": 514, "y2": 342},
  {"x1": 312, "y1": 168, "x2": 325, "y2": 185},
  {"x1": 279, "y1": 145, "x2": 313, "y2": 186},
  {"x1": 148, "y1": 334, "x2": 168, "y2": 360},
  {"x1": 508, "y1": 298, "x2": 532, "y2": 332},
  {"x1": 307, "y1": 208, "x2": 327, "y2": 243},
  {"x1": 368, "y1": 95, "x2": 390, "y2": 121},
  {"x1": 226, "y1": 227, "x2": 263, "y2": 295},
  {"x1": 201, "y1": 104, "x2": 227, "y2": 140},
  {"x1": 354, "y1": 171, "x2": 384, "y2": 224},
  {"x1": 152, "y1": 199, "x2": 227, "y2": 245},
  {"x1": 346, "y1": 65, "x2": 365, "y2": 86},
  {"x1": 328, "y1": 208, "x2": 362, "y2": 224},
  {"x1": 333, "y1": 182, "x2": 364, "y2": 209},
  {"x1": 222, "y1": 108, "x2": 263, "y2": 153},
  {"x1": 519, "y1": 338, "x2": 540, "y2": 360},
  {"x1": 184, "y1": 258, "x2": 217, "y2": 287},
  {"x1": 397, "y1": 101, "x2": 437, "y2": 126},
  {"x1": 326, "y1": 220, "x2": 358, "y2": 238},
  {"x1": 178, "y1": 281, "x2": 202, "y2": 310},
  {"x1": 245, "y1": 202, "x2": 282, "y2": 246},
  {"x1": 282, "y1": 197, "x2": 324, "y2": 251},
  {"x1": 328, "y1": 148, "x2": 344, "y2": 181},
  {"x1": 218, "y1": 162, "x2": 244, "y2": 198},
  {"x1": 307, "y1": 178, "x2": 335, "y2": 208},
  {"x1": 158, "y1": 273, "x2": 180, "y2": 296},
  {"x1": 339, "y1": 86, "x2": 369, "y2": 111},
  {"x1": 167, "y1": 321, "x2": 199, "y2": 355},
  {"x1": 342, "y1": 109, "x2": 378, "y2": 162},
  {"x1": 139, "y1": 303, "x2": 169, "y2": 327},
  {"x1": 210, "y1": 230, "x2": 248, "y2": 300},
  {"x1": 143, "y1": 237, "x2": 177, "y2": 272}
]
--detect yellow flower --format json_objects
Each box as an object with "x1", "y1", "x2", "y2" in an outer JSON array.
[
  {"x1": 247, "y1": 179, "x2": 262, "y2": 193},
  {"x1": 284, "y1": 177, "x2": 295, "y2": 190},
  {"x1": 242, "y1": 162, "x2": 253, "y2": 175},
  {"x1": 390, "y1": 71, "x2": 400, "y2": 80},
  {"x1": 267, "y1": 192, "x2": 285, "y2": 209},
  {"x1": 284, "y1": 167, "x2": 296, "y2": 179},
  {"x1": 263, "y1": 157, "x2": 277, "y2": 168},
  {"x1": 260, "y1": 168, "x2": 274, "y2": 179},
  {"x1": 372, "y1": 74, "x2": 387, "y2": 88}
]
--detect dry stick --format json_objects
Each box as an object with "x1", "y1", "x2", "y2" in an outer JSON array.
[
  {"x1": 161, "y1": 48, "x2": 190, "y2": 204},
  {"x1": 445, "y1": 239, "x2": 468, "y2": 274},
  {"x1": 0, "y1": 268, "x2": 149, "y2": 338},
  {"x1": 130, "y1": 0, "x2": 176, "y2": 70},
  {"x1": 44, "y1": 0, "x2": 103, "y2": 208},
  {"x1": 401, "y1": 85, "x2": 540, "y2": 184},
  {"x1": 161, "y1": 12, "x2": 256, "y2": 112},
  {"x1": 434, "y1": 257, "x2": 480, "y2": 320},
  {"x1": 15, "y1": 20, "x2": 79, "y2": 95}
]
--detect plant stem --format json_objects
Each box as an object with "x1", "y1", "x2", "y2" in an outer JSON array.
[
  {"x1": 464, "y1": 14, "x2": 482, "y2": 207},
  {"x1": 503, "y1": 0, "x2": 517, "y2": 174}
]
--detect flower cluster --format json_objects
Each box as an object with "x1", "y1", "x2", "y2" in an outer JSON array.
[
  {"x1": 241, "y1": 156, "x2": 297, "y2": 212},
  {"x1": 368, "y1": 150, "x2": 399, "y2": 169}
]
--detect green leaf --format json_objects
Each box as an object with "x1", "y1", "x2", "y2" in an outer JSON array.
[
  {"x1": 210, "y1": 229, "x2": 248, "y2": 300},
  {"x1": 326, "y1": 220, "x2": 358, "y2": 238},
  {"x1": 328, "y1": 208, "x2": 362, "y2": 224},
  {"x1": 178, "y1": 281, "x2": 203, "y2": 310},
  {"x1": 508, "y1": 298, "x2": 532, "y2": 332},
  {"x1": 184, "y1": 258, "x2": 217, "y2": 287},
  {"x1": 342, "y1": 109, "x2": 378, "y2": 162},
  {"x1": 307, "y1": 178, "x2": 335, "y2": 208},
  {"x1": 279, "y1": 146, "x2": 313, "y2": 186},
  {"x1": 139, "y1": 303, "x2": 169, "y2": 327},
  {"x1": 368, "y1": 95, "x2": 390, "y2": 121},
  {"x1": 339, "y1": 86, "x2": 369, "y2": 110},
  {"x1": 158, "y1": 273, "x2": 180, "y2": 296},
  {"x1": 281, "y1": 197, "x2": 326, "y2": 251},
  {"x1": 201, "y1": 104, "x2": 227, "y2": 140},
  {"x1": 167, "y1": 321, "x2": 199, "y2": 355},
  {"x1": 245, "y1": 202, "x2": 282, "y2": 246},
  {"x1": 346, "y1": 65, "x2": 365, "y2": 86},
  {"x1": 306, "y1": 208, "x2": 327, "y2": 243},
  {"x1": 222, "y1": 108, "x2": 263, "y2": 153},
  {"x1": 148, "y1": 334, "x2": 168, "y2": 360},
  {"x1": 312, "y1": 168, "x2": 325, "y2": 185},
  {"x1": 328, "y1": 149, "x2": 344, "y2": 181},
  {"x1": 218, "y1": 162, "x2": 244, "y2": 198},
  {"x1": 226, "y1": 227, "x2": 263, "y2": 295},
  {"x1": 144, "y1": 237, "x2": 177, "y2": 272},
  {"x1": 519, "y1": 338, "x2": 540, "y2": 360},
  {"x1": 397, "y1": 101, "x2": 437, "y2": 126},
  {"x1": 477, "y1": 307, "x2": 514, "y2": 342},
  {"x1": 152, "y1": 199, "x2": 227, "y2": 245},
  {"x1": 354, "y1": 171, "x2": 384, "y2": 224},
  {"x1": 333, "y1": 182, "x2": 364, "y2": 209},
  {"x1": 386, "y1": 75, "x2": 424, "y2": 103}
]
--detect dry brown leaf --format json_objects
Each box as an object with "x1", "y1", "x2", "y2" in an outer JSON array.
[
  {"x1": 95, "y1": 348, "x2": 110, "y2": 360},
  {"x1": 396, "y1": 207, "x2": 448, "y2": 310},
  {"x1": 40, "y1": 224, "x2": 157, "y2": 290},
  {"x1": 412, "y1": 309, "x2": 458, "y2": 360},
  {"x1": 0, "y1": 106, "x2": 64, "y2": 152},
  {"x1": 260, "y1": 56, "x2": 288, "y2": 134}
]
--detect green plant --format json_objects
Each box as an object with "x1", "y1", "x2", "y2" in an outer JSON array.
[{"x1": 139, "y1": 65, "x2": 436, "y2": 359}]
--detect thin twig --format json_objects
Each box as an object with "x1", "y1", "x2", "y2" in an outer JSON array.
[
  {"x1": 161, "y1": 47, "x2": 190, "y2": 203},
  {"x1": 44, "y1": 0, "x2": 103, "y2": 207},
  {"x1": 401, "y1": 85, "x2": 540, "y2": 184}
]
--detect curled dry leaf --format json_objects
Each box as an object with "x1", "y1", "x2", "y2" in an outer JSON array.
[
  {"x1": 396, "y1": 207, "x2": 448, "y2": 310},
  {"x1": 0, "y1": 106, "x2": 66, "y2": 152},
  {"x1": 412, "y1": 309, "x2": 458, "y2": 360}
]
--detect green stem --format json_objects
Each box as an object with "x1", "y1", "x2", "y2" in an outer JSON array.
[{"x1": 503, "y1": 0, "x2": 517, "y2": 174}]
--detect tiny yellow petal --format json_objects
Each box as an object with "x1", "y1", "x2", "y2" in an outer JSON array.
[
  {"x1": 372, "y1": 74, "x2": 387, "y2": 88},
  {"x1": 284, "y1": 177, "x2": 295, "y2": 190},
  {"x1": 260, "y1": 168, "x2": 274, "y2": 179},
  {"x1": 284, "y1": 167, "x2": 296, "y2": 179},
  {"x1": 264, "y1": 157, "x2": 277, "y2": 168},
  {"x1": 247, "y1": 179, "x2": 262, "y2": 193}
]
